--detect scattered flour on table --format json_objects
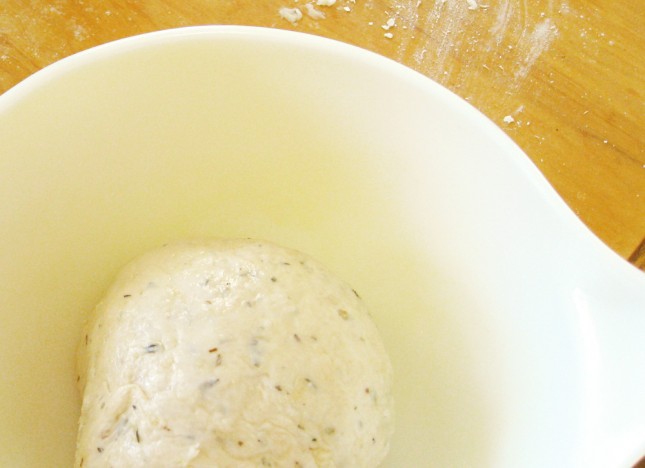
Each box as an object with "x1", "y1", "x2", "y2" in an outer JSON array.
[
  {"x1": 489, "y1": 0, "x2": 514, "y2": 46},
  {"x1": 279, "y1": 0, "x2": 337, "y2": 24},
  {"x1": 304, "y1": 3, "x2": 326, "y2": 19},
  {"x1": 279, "y1": 7, "x2": 303, "y2": 24},
  {"x1": 514, "y1": 18, "x2": 558, "y2": 80},
  {"x1": 276, "y1": 0, "x2": 564, "y2": 92},
  {"x1": 72, "y1": 23, "x2": 88, "y2": 42},
  {"x1": 382, "y1": 17, "x2": 396, "y2": 30}
]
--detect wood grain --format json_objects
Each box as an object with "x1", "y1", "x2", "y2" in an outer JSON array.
[{"x1": 1, "y1": 0, "x2": 643, "y2": 268}]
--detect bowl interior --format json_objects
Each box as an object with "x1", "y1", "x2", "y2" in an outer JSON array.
[{"x1": 0, "y1": 27, "x2": 634, "y2": 467}]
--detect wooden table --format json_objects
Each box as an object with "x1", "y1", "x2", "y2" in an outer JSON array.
[{"x1": 1, "y1": 0, "x2": 644, "y2": 270}]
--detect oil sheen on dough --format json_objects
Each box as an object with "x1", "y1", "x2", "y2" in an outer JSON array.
[{"x1": 75, "y1": 239, "x2": 394, "y2": 467}]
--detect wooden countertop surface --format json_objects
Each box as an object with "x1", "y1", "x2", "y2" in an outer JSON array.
[{"x1": 1, "y1": 0, "x2": 644, "y2": 269}]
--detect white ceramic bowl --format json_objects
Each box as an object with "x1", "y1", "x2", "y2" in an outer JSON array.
[{"x1": 1, "y1": 26, "x2": 643, "y2": 467}]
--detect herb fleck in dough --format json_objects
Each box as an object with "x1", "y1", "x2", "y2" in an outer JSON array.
[{"x1": 76, "y1": 239, "x2": 394, "y2": 467}]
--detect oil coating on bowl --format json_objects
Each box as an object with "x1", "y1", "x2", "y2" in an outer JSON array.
[{"x1": 0, "y1": 26, "x2": 644, "y2": 468}]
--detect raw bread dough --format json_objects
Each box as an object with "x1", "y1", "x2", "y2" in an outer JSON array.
[{"x1": 75, "y1": 239, "x2": 393, "y2": 467}]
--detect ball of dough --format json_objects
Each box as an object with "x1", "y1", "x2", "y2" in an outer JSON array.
[{"x1": 75, "y1": 239, "x2": 394, "y2": 467}]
